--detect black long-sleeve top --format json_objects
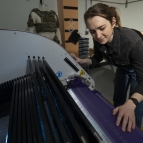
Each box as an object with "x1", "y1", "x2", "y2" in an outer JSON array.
[{"x1": 90, "y1": 27, "x2": 143, "y2": 95}]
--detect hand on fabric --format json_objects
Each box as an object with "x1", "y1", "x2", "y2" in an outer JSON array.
[
  {"x1": 70, "y1": 53, "x2": 84, "y2": 64},
  {"x1": 113, "y1": 100, "x2": 136, "y2": 132}
]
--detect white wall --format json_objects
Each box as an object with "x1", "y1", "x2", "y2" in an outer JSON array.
[
  {"x1": 0, "y1": 0, "x2": 58, "y2": 31},
  {"x1": 0, "y1": 0, "x2": 143, "y2": 47},
  {"x1": 120, "y1": 1, "x2": 143, "y2": 31},
  {"x1": 78, "y1": 0, "x2": 143, "y2": 48}
]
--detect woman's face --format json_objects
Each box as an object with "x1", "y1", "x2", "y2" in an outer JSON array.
[{"x1": 87, "y1": 16, "x2": 115, "y2": 45}]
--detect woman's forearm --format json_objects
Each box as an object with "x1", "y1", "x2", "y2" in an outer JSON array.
[
  {"x1": 131, "y1": 93, "x2": 143, "y2": 103},
  {"x1": 82, "y1": 58, "x2": 92, "y2": 65}
]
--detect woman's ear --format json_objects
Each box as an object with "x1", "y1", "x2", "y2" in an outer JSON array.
[{"x1": 112, "y1": 17, "x2": 116, "y2": 28}]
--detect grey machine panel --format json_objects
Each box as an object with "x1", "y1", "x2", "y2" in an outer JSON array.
[{"x1": 0, "y1": 30, "x2": 95, "y2": 88}]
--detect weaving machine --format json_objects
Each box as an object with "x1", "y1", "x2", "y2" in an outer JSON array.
[{"x1": 0, "y1": 30, "x2": 143, "y2": 143}]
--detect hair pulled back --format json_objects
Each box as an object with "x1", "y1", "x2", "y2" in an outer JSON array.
[{"x1": 84, "y1": 3, "x2": 121, "y2": 27}]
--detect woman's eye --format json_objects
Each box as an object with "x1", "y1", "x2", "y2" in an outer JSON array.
[
  {"x1": 90, "y1": 31, "x2": 95, "y2": 34},
  {"x1": 100, "y1": 27, "x2": 105, "y2": 31}
]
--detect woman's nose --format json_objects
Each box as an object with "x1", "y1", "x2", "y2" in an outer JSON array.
[{"x1": 96, "y1": 31, "x2": 102, "y2": 39}]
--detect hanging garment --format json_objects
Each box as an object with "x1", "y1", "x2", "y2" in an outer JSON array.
[{"x1": 27, "y1": 8, "x2": 60, "y2": 43}]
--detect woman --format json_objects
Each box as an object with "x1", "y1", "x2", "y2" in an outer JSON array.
[{"x1": 70, "y1": 3, "x2": 143, "y2": 132}]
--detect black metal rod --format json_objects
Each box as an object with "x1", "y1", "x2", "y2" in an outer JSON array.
[
  {"x1": 17, "y1": 79, "x2": 22, "y2": 143},
  {"x1": 21, "y1": 77, "x2": 27, "y2": 143},
  {"x1": 26, "y1": 75, "x2": 38, "y2": 143},
  {"x1": 34, "y1": 57, "x2": 65, "y2": 142},
  {"x1": 43, "y1": 59, "x2": 101, "y2": 142},
  {"x1": 28, "y1": 56, "x2": 34, "y2": 74},
  {"x1": 37, "y1": 59, "x2": 62, "y2": 143},
  {"x1": 39, "y1": 59, "x2": 89, "y2": 143},
  {"x1": 28, "y1": 57, "x2": 45, "y2": 143},
  {"x1": 31, "y1": 74, "x2": 54, "y2": 143},
  {"x1": 36, "y1": 59, "x2": 72, "y2": 143},
  {"x1": 30, "y1": 58, "x2": 54, "y2": 143},
  {"x1": 28, "y1": 75, "x2": 43, "y2": 143},
  {"x1": 11, "y1": 80, "x2": 19, "y2": 143},
  {"x1": 7, "y1": 81, "x2": 16, "y2": 143},
  {"x1": 24, "y1": 77, "x2": 33, "y2": 143}
]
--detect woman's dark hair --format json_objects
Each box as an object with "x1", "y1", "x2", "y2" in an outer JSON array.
[{"x1": 84, "y1": 3, "x2": 121, "y2": 27}]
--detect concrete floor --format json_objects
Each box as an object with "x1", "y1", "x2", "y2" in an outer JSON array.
[{"x1": 89, "y1": 64, "x2": 116, "y2": 104}]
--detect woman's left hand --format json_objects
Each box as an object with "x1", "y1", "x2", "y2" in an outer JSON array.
[{"x1": 113, "y1": 100, "x2": 136, "y2": 132}]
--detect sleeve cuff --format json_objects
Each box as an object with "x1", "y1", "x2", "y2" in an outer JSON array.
[
  {"x1": 89, "y1": 56, "x2": 98, "y2": 69},
  {"x1": 134, "y1": 85, "x2": 143, "y2": 95}
]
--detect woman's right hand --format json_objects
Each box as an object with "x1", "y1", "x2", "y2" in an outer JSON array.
[{"x1": 70, "y1": 53, "x2": 84, "y2": 64}]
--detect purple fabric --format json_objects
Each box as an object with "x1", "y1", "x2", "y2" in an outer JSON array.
[{"x1": 70, "y1": 77, "x2": 143, "y2": 143}]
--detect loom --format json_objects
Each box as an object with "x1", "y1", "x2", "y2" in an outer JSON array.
[{"x1": 0, "y1": 30, "x2": 143, "y2": 143}]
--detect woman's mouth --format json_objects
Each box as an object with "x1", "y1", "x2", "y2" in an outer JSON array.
[{"x1": 98, "y1": 38, "x2": 104, "y2": 42}]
